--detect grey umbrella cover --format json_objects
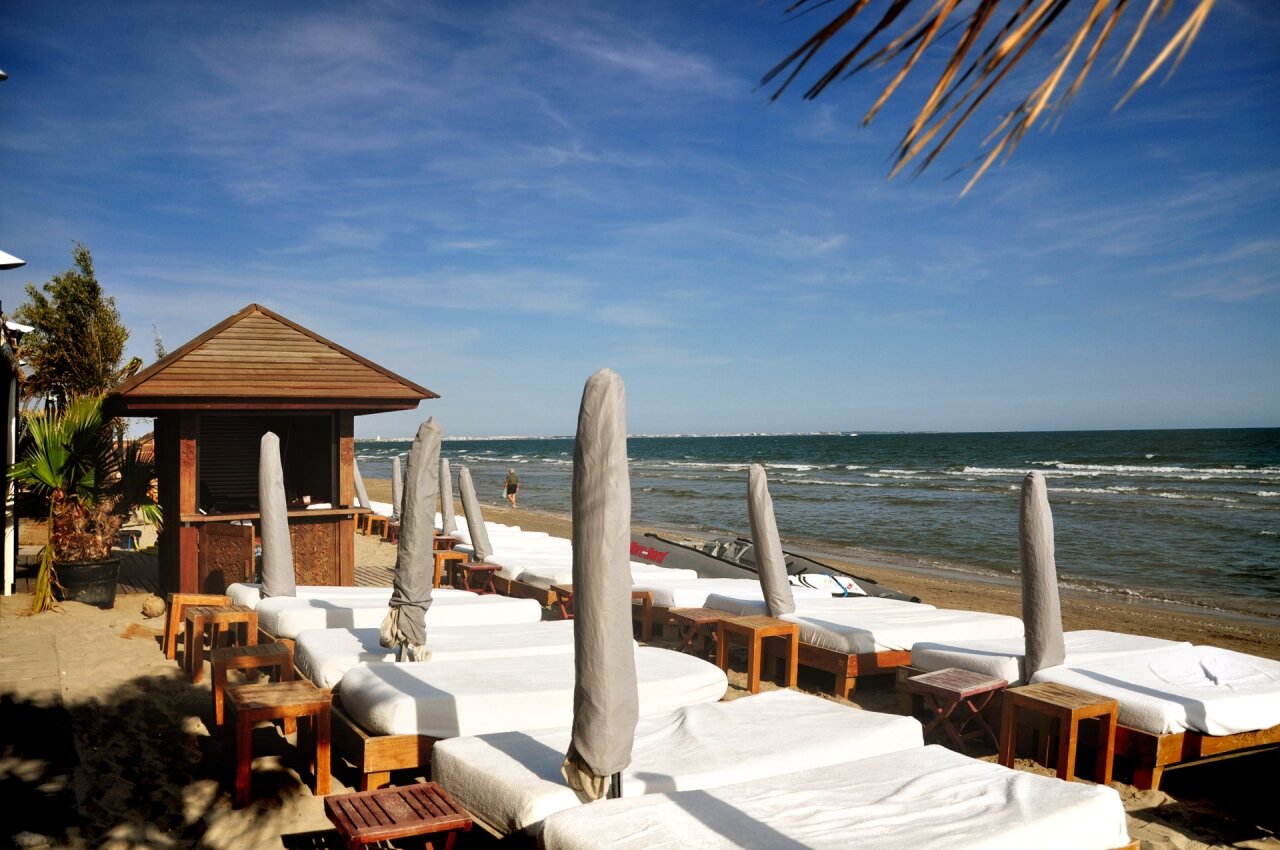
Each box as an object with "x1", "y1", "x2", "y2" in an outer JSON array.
[
  {"x1": 353, "y1": 460, "x2": 371, "y2": 509},
  {"x1": 259, "y1": 432, "x2": 296, "y2": 598},
  {"x1": 439, "y1": 458, "x2": 458, "y2": 537},
  {"x1": 390, "y1": 455, "x2": 403, "y2": 523},
  {"x1": 458, "y1": 465, "x2": 493, "y2": 562},
  {"x1": 1020, "y1": 471, "x2": 1066, "y2": 678},
  {"x1": 381, "y1": 418, "x2": 441, "y2": 658},
  {"x1": 562, "y1": 368, "x2": 639, "y2": 802},
  {"x1": 747, "y1": 463, "x2": 796, "y2": 617}
]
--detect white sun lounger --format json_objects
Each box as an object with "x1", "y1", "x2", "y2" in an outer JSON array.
[
  {"x1": 539, "y1": 744, "x2": 1134, "y2": 850},
  {"x1": 1029, "y1": 645, "x2": 1280, "y2": 790},
  {"x1": 628, "y1": 577, "x2": 831, "y2": 610},
  {"x1": 294, "y1": 620, "x2": 583, "y2": 689},
  {"x1": 256, "y1": 594, "x2": 543, "y2": 640},
  {"x1": 911, "y1": 630, "x2": 1190, "y2": 686},
  {"x1": 705, "y1": 593, "x2": 1021, "y2": 697},
  {"x1": 432, "y1": 689, "x2": 924, "y2": 836},
  {"x1": 332, "y1": 646, "x2": 728, "y2": 790},
  {"x1": 226, "y1": 582, "x2": 475, "y2": 608}
]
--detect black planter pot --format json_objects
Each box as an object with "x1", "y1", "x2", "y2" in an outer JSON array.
[{"x1": 55, "y1": 558, "x2": 121, "y2": 609}]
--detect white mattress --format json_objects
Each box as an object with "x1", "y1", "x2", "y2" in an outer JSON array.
[
  {"x1": 433, "y1": 689, "x2": 924, "y2": 835},
  {"x1": 632, "y1": 578, "x2": 831, "y2": 610},
  {"x1": 257, "y1": 594, "x2": 542, "y2": 639},
  {"x1": 338, "y1": 645, "x2": 728, "y2": 738},
  {"x1": 515, "y1": 562, "x2": 698, "y2": 589},
  {"x1": 912, "y1": 630, "x2": 1191, "y2": 686},
  {"x1": 294, "y1": 620, "x2": 582, "y2": 689},
  {"x1": 226, "y1": 582, "x2": 473, "y2": 609},
  {"x1": 791, "y1": 606, "x2": 1023, "y2": 654},
  {"x1": 539, "y1": 745, "x2": 1132, "y2": 850},
  {"x1": 704, "y1": 594, "x2": 937, "y2": 618},
  {"x1": 1031, "y1": 645, "x2": 1280, "y2": 736}
]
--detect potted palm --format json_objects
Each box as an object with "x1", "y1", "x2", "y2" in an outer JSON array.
[{"x1": 9, "y1": 395, "x2": 161, "y2": 612}]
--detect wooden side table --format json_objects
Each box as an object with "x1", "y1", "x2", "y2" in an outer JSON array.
[
  {"x1": 999, "y1": 681, "x2": 1118, "y2": 785},
  {"x1": 385, "y1": 522, "x2": 400, "y2": 544},
  {"x1": 551, "y1": 583, "x2": 575, "y2": 619},
  {"x1": 165, "y1": 592, "x2": 231, "y2": 660},
  {"x1": 716, "y1": 615, "x2": 799, "y2": 694},
  {"x1": 365, "y1": 515, "x2": 390, "y2": 538},
  {"x1": 904, "y1": 667, "x2": 1007, "y2": 754},
  {"x1": 226, "y1": 680, "x2": 332, "y2": 808},
  {"x1": 325, "y1": 782, "x2": 472, "y2": 850},
  {"x1": 434, "y1": 536, "x2": 458, "y2": 551},
  {"x1": 211, "y1": 642, "x2": 294, "y2": 727},
  {"x1": 184, "y1": 605, "x2": 258, "y2": 683},
  {"x1": 669, "y1": 607, "x2": 727, "y2": 656},
  {"x1": 434, "y1": 551, "x2": 467, "y2": 588},
  {"x1": 458, "y1": 562, "x2": 500, "y2": 594}
]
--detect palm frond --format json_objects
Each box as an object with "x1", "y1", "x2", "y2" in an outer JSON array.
[{"x1": 766, "y1": 0, "x2": 1215, "y2": 190}]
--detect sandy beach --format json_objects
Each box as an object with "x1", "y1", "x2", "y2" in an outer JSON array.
[{"x1": 0, "y1": 482, "x2": 1275, "y2": 849}]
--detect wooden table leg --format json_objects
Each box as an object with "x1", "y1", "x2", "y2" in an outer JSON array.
[
  {"x1": 1098, "y1": 710, "x2": 1117, "y2": 786},
  {"x1": 234, "y1": 712, "x2": 252, "y2": 808},
  {"x1": 715, "y1": 623, "x2": 729, "y2": 672},
  {"x1": 315, "y1": 706, "x2": 331, "y2": 796},
  {"x1": 785, "y1": 634, "x2": 798, "y2": 688},
  {"x1": 746, "y1": 634, "x2": 762, "y2": 694},
  {"x1": 187, "y1": 614, "x2": 206, "y2": 683},
  {"x1": 1057, "y1": 715, "x2": 1078, "y2": 782},
  {"x1": 212, "y1": 660, "x2": 228, "y2": 726},
  {"x1": 998, "y1": 699, "x2": 1017, "y2": 767}
]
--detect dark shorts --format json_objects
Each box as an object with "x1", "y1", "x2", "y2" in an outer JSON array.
[{"x1": 505, "y1": 484, "x2": 518, "y2": 495}]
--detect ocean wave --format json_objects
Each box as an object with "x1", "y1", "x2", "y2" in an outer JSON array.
[
  {"x1": 785, "y1": 478, "x2": 884, "y2": 488},
  {"x1": 1152, "y1": 492, "x2": 1189, "y2": 499},
  {"x1": 1257, "y1": 491, "x2": 1280, "y2": 498},
  {"x1": 1024, "y1": 461, "x2": 1280, "y2": 479}
]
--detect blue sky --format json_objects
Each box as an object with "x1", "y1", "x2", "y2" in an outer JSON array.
[{"x1": 2, "y1": 0, "x2": 1277, "y2": 438}]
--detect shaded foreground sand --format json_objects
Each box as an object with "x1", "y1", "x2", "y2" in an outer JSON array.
[{"x1": 0, "y1": 487, "x2": 1273, "y2": 849}]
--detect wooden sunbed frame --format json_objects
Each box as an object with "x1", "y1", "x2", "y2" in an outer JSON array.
[
  {"x1": 777, "y1": 640, "x2": 911, "y2": 698},
  {"x1": 330, "y1": 696, "x2": 437, "y2": 791},
  {"x1": 492, "y1": 574, "x2": 558, "y2": 607},
  {"x1": 1115, "y1": 721, "x2": 1280, "y2": 790}
]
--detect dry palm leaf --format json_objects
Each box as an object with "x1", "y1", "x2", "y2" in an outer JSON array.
[{"x1": 764, "y1": 0, "x2": 1216, "y2": 192}]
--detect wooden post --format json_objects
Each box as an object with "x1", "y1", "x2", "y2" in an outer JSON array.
[
  {"x1": 178, "y1": 414, "x2": 199, "y2": 593},
  {"x1": 338, "y1": 412, "x2": 355, "y2": 587}
]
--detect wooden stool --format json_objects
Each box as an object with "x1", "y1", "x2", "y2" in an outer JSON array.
[
  {"x1": 434, "y1": 551, "x2": 467, "y2": 588},
  {"x1": 164, "y1": 592, "x2": 231, "y2": 660},
  {"x1": 226, "y1": 680, "x2": 332, "y2": 808},
  {"x1": 457, "y1": 562, "x2": 500, "y2": 594},
  {"x1": 551, "y1": 583, "x2": 575, "y2": 619},
  {"x1": 366, "y1": 515, "x2": 389, "y2": 538},
  {"x1": 184, "y1": 605, "x2": 258, "y2": 683},
  {"x1": 325, "y1": 782, "x2": 472, "y2": 850},
  {"x1": 385, "y1": 522, "x2": 400, "y2": 544},
  {"x1": 211, "y1": 642, "x2": 294, "y2": 727},
  {"x1": 716, "y1": 615, "x2": 799, "y2": 694},
  {"x1": 999, "y1": 681, "x2": 1118, "y2": 785},
  {"x1": 434, "y1": 536, "x2": 458, "y2": 551},
  {"x1": 904, "y1": 668, "x2": 1007, "y2": 754},
  {"x1": 670, "y1": 607, "x2": 727, "y2": 656}
]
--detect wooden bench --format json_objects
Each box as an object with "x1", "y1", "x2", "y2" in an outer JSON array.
[
  {"x1": 904, "y1": 667, "x2": 1007, "y2": 754},
  {"x1": 999, "y1": 681, "x2": 1117, "y2": 784},
  {"x1": 226, "y1": 680, "x2": 332, "y2": 808},
  {"x1": 716, "y1": 615, "x2": 799, "y2": 695},
  {"x1": 184, "y1": 604, "x2": 257, "y2": 683},
  {"x1": 324, "y1": 782, "x2": 472, "y2": 850}
]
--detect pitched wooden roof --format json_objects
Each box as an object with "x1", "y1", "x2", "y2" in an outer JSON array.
[{"x1": 107, "y1": 304, "x2": 438, "y2": 415}]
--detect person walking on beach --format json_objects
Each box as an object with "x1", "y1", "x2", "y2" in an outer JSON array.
[{"x1": 504, "y1": 468, "x2": 520, "y2": 508}]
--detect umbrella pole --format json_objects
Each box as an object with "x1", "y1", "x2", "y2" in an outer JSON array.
[{"x1": 608, "y1": 773, "x2": 622, "y2": 799}]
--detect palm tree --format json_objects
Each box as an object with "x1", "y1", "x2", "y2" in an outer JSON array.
[
  {"x1": 765, "y1": 0, "x2": 1216, "y2": 192},
  {"x1": 9, "y1": 395, "x2": 161, "y2": 612}
]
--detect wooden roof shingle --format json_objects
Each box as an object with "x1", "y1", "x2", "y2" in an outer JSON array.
[{"x1": 107, "y1": 304, "x2": 438, "y2": 415}]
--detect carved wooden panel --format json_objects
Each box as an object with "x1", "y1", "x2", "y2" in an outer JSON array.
[
  {"x1": 198, "y1": 523, "x2": 254, "y2": 593},
  {"x1": 290, "y1": 520, "x2": 339, "y2": 586}
]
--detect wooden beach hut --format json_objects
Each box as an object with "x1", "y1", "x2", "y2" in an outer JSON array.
[{"x1": 105, "y1": 304, "x2": 436, "y2": 596}]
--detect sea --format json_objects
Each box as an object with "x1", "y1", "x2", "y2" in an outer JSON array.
[{"x1": 356, "y1": 429, "x2": 1279, "y2": 621}]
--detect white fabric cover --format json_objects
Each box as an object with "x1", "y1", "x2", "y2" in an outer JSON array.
[
  {"x1": 515, "y1": 562, "x2": 698, "y2": 589},
  {"x1": 540, "y1": 745, "x2": 1132, "y2": 850},
  {"x1": 912, "y1": 630, "x2": 1190, "y2": 686},
  {"x1": 433, "y1": 689, "x2": 925, "y2": 835},
  {"x1": 257, "y1": 594, "x2": 541, "y2": 639},
  {"x1": 338, "y1": 646, "x2": 728, "y2": 738},
  {"x1": 1031, "y1": 645, "x2": 1280, "y2": 736},
  {"x1": 226, "y1": 582, "x2": 474, "y2": 609},
  {"x1": 294, "y1": 620, "x2": 582, "y2": 689},
  {"x1": 705, "y1": 594, "x2": 936, "y2": 618},
  {"x1": 633, "y1": 578, "x2": 830, "y2": 610}
]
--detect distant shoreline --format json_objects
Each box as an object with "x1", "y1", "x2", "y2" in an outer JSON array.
[{"x1": 364, "y1": 477, "x2": 1280, "y2": 661}]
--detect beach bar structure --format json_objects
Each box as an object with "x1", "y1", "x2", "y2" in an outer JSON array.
[{"x1": 105, "y1": 304, "x2": 436, "y2": 596}]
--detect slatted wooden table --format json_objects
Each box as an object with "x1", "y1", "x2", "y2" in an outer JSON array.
[
  {"x1": 433, "y1": 551, "x2": 467, "y2": 588},
  {"x1": 226, "y1": 680, "x2": 332, "y2": 809},
  {"x1": 164, "y1": 592, "x2": 231, "y2": 660},
  {"x1": 669, "y1": 607, "x2": 728, "y2": 655},
  {"x1": 716, "y1": 615, "x2": 799, "y2": 694},
  {"x1": 433, "y1": 536, "x2": 458, "y2": 551},
  {"x1": 184, "y1": 604, "x2": 258, "y2": 683},
  {"x1": 324, "y1": 782, "x2": 472, "y2": 850},
  {"x1": 457, "y1": 562, "x2": 500, "y2": 595},
  {"x1": 999, "y1": 681, "x2": 1118, "y2": 785},
  {"x1": 904, "y1": 667, "x2": 1007, "y2": 754}
]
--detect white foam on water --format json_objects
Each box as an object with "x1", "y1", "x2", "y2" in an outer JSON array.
[{"x1": 1257, "y1": 491, "x2": 1280, "y2": 498}]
